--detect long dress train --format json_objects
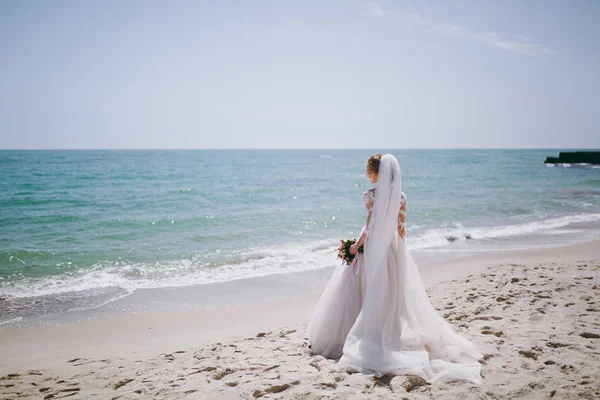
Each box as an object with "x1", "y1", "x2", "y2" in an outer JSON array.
[{"x1": 307, "y1": 188, "x2": 482, "y2": 384}]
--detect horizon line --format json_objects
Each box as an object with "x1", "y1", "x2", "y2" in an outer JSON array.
[{"x1": 0, "y1": 147, "x2": 599, "y2": 151}]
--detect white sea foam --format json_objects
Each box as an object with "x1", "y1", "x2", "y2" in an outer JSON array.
[
  {"x1": 0, "y1": 316, "x2": 23, "y2": 326},
  {"x1": 546, "y1": 163, "x2": 600, "y2": 168},
  {"x1": 2, "y1": 213, "x2": 600, "y2": 300},
  {"x1": 0, "y1": 240, "x2": 340, "y2": 299},
  {"x1": 410, "y1": 212, "x2": 600, "y2": 249}
]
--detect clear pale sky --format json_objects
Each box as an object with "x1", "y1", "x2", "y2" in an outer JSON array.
[{"x1": 1, "y1": 1, "x2": 598, "y2": 149}]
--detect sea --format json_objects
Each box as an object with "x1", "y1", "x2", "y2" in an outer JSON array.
[{"x1": 1, "y1": 149, "x2": 599, "y2": 327}]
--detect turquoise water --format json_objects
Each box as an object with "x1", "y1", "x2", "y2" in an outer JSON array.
[{"x1": 1, "y1": 149, "x2": 599, "y2": 324}]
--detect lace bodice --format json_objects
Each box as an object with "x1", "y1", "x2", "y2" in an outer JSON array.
[
  {"x1": 362, "y1": 188, "x2": 407, "y2": 237},
  {"x1": 362, "y1": 189, "x2": 375, "y2": 212},
  {"x1": 362, "y1": 189, "x2": 407, "y2": 211}
]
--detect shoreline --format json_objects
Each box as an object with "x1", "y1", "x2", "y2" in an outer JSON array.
[
  {"x1": 2, "y1": 219, "x2": 599, "y2": 331},
  {"x1": 1, "y1": 239, "x2": 598, "y2": 398},
  {"x1": 1, "y1": 239, "x2": 598, "y2": 374},
  {"x1": 0, "y1": 245, "x2": 472, "y2": 331}
]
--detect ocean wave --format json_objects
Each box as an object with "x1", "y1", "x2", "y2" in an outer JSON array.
[
  {"x1": 0, "y1": 316, "x2": 23, "y2": 327},
  {"x1": 0, "y1": 240, "x2": 339, "y2": 299},
  {"x1": 2, "y1": 213, "x2": 600, "y2": 301},
  {"x1": 546, "y1": 163, "x2": 600, "y2": 168},
  {"x1": 410, "y1": 212, "x2": 600, "y2": 249}
]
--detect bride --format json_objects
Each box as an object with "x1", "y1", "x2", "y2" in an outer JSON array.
[{"x1": 307, "y1": 153, "x2": 482, "y2": 384}]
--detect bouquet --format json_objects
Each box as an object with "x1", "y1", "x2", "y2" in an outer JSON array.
[{"x1": 337, "y1": 239, "x2": 364, "y2": 265}]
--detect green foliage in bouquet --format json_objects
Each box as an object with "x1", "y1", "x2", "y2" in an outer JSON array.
[{"x1": 337, "y1": 239, "x2": 364, "y2": 266}]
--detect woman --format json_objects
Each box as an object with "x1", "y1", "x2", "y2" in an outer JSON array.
[{"x1": 307, "y1": 153, "x2": 482, "y2": 384}]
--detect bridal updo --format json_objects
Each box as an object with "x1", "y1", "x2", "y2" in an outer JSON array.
[{"x1": 367, "y1": 153, "x2": 383, "y2": 174}]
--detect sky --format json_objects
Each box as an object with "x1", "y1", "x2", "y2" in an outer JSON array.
[{"x1": 0, "y1": 0, "x2": 599, "y2": 149}]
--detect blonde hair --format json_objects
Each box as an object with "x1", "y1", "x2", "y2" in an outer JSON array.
[{"x1": 367, "y1": 153, "x2": 383, "y2": 173}]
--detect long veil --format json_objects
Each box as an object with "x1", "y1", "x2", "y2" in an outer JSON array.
[
  {"x1": 339, "y1": 154, "x2": 482, "y2": 383},
  {"x1": 364, "y1": 154, "x2": 402, "y2": 283}
]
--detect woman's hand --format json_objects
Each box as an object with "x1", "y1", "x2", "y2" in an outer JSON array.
[
  {"x1": 349, "y1": 244, "x2": 358, "y2": 255},
  {"x1": 398, "y1": 226, "x2": 406, "y2": 238}
]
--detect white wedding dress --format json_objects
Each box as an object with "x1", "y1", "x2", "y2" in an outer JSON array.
[{"x1": 307, "y1": 155, "x2": 482, "y2": 384}]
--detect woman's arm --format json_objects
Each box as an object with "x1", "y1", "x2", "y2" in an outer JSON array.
[
  {"x1": 397, "y1": 200, "x2": 407, "y2": 238},
  {"x1": 350, "y1": 209, "x2": 371, "y2": 254}
]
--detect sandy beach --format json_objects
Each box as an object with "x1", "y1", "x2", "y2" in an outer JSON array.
[
  {"x1": 2, "y1": 0, "x2": 599, "y2": 396},
  {"x1": 1, "y1": 240, "x2": 599, "y2": 399}
]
